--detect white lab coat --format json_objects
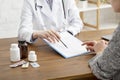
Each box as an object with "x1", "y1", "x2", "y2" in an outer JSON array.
[{"x1": 18, "y1": 0, "x2": 83, "y2": 43}]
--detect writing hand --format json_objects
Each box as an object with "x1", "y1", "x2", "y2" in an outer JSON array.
[
  {"x1": 93, "y1": 40, "x2": 108, "y2": 54},
  {"x1": 82, "y1": 40, "x2": 97, "y2": 52},
  {"x1": 83, "y1": 40, "x2": 108, "y2": 54}
]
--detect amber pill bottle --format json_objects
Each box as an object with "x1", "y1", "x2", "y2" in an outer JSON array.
[{"x1": 18, "y1": 41, "x2": 28, "y2": 59}]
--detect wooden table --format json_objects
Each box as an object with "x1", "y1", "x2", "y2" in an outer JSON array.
[{"x1": 0, "y1": 29, "x2": 114, "y2": 80}]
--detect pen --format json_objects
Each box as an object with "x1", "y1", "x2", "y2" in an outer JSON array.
[{"x1": 59, "y1": 39, "x2": 68, "y2": 48}]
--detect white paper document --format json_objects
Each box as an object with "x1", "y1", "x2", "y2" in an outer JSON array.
[{"x1": 44, "y1": 31, "x2": 88, "y2": 58}]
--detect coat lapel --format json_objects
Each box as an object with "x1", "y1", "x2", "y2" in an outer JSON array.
[
  {"x1": 36, "y1": 0, "x2": 55, "y2": 22},
  {"x1": 51, "y1": 0, "x2": 59, "y2": 26}
]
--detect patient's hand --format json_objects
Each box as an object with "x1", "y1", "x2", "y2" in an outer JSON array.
[
  {"x1": 83, "y1": 40, "x2": 97, "y2": 52},
  {"x1": 83, "y1": 40, "x2": 108, "y2": 54},
  {"x1": 93, "y1": 40, "x2": 108, "y2": 54}
]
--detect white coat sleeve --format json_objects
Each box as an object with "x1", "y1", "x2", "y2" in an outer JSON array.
[
  {"x1": 18, "y1": 0, "x2": 34, "y2": 43},
  {"x1": 67, "y1": 0, "x2": 83, "y2": 35}
]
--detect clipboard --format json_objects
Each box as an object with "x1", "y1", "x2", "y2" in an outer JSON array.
[{"x1": 43, "y1": 31, "x2": 88, "y2": 58}]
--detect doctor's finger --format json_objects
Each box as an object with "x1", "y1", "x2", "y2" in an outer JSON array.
[
  {"x1": 45, "y1": 30, "x2": 58, "y2": 42},
  {"x1": 47, "y1": 36, "x2": 57, "y2": 43},
  {"x1": 39, "y1": 32, "x2": 51, "y2": 39},
  {"x1": 42, "y1": 34, "x2": 55, "y2": 43},
  {"x1": 48, "y1": 30, "x2": 60, "y2": 42},
  {"x1": 38, "y1": 31, "x2": 54, "y2": 43},
  {"x1": 47, "y1": 31, "x2": 60, "y2": 42},
  {"x1": 46, "y1": 37, "x2": 54, "y2": 43},
  {"x1": 50, "y1": 30, "x2": 60, "y2": 39}
]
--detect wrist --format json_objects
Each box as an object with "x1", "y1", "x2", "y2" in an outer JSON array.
[
  {"x1": 95, "y1": 51, "x2": 103, "y2": 55},
  {"x1": 32, "y1": 31, "x2": 39, "y2": 40}
]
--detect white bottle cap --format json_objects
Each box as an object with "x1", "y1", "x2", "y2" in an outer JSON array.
[
  {"x1": 29, "y1": 51, "x2": 35, "y2": 55},
  {"x1": 11, "y1": 44, "x2": 18, "y2": 48},
  {"x1": 28, "y1": 51, "x2": 37, "y2": 62}
]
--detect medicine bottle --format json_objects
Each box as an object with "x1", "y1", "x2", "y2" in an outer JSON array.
[
  {"x1": 28, "y1": 51, "x2": 37, "y2": 62},
  {"x1": 18, "y1": 41, "x2": 28, "y2": 59},
  {"x1": 10, "y1": 43, "x2": 20, "y2": 62}
]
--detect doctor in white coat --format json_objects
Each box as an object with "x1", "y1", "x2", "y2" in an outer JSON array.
[{"x1": 18, "y1": 0, "x2": 83, "y2": 43}]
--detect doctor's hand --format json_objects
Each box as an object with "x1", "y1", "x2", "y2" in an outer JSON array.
[{"x1": 32, "y1": 29, "x2": 61, "y2": 43}]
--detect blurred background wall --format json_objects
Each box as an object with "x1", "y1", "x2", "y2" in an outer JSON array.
[
  {"x1": 0, "y1": 0, "x2": 119, "y2": 38},
  {"x1": 0, "y1": 0, "x2": 23, "y2": 38}
]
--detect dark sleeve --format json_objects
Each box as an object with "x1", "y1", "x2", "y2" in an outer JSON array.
[{"x1": 89, "y1": 24, "x2": 120, "y2": 80}]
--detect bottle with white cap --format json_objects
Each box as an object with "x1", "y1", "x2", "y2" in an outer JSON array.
[
  {"x1": 28, "y1": 51, "x2": 37, "y2": 62},
  {"x1": 10, "y1": 43, "x2": 20, "y2": 62}
]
